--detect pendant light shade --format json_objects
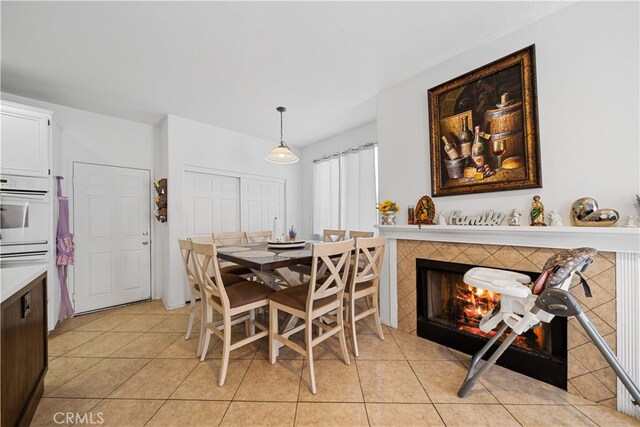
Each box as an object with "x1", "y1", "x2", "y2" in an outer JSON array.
[{"x1": 265, "y1": 106, "x2": 299, "y2": 164}]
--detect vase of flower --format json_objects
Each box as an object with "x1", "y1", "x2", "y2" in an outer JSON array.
[
  {"x1": 380, "y1": 211, "x2": 397, "y2": 225},
  {"x1": 378, "y1": 199, "x2": 399, "y2": 225}
]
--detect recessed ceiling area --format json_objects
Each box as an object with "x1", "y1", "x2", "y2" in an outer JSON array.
[{"x1": 1, "y1": 1, "x2": 571, "y2": 146}]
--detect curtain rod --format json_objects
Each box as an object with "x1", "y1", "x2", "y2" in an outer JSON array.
[{"x1": 312, "y1": 141, "x2": 378, "y2": 164}]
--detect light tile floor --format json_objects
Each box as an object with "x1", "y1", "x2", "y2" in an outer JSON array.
[{"x1": 35, "y1": 300, "x2": 640, "y2": 426}]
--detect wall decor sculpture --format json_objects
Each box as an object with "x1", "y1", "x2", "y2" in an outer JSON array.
[
  {"x1": 427, "y1": 45, "x2": 542, "y2": 197},
  {"x1": 154, "y1": 178, "x2": 167, "y2": 223}
]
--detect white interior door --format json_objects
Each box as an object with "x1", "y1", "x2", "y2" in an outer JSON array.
[
  {"x1": 241, "y1": 178, "x2": 285, "y2": 236},
  {"x1": 73, "y1": 163, "x2": 151, "y2": 313},
  {"x1": 183, "y1": 172, "x2": 241, "y2": 238}
]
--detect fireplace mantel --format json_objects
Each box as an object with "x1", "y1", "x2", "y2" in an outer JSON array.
[
  {"x1": 376, "y1": 224, "x2": 640, "y2": 254},
  {"x1": 375, "y1": 223, "x2": 640, "y2": 417}
]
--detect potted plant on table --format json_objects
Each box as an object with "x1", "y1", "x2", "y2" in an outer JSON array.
[{"x1": 378, "y1": 199, "x2": 400, "y2": 225}]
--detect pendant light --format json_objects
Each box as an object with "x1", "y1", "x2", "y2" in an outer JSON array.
[{"x1": 265, "y1": 106, "x2": 299, "y2": 164}]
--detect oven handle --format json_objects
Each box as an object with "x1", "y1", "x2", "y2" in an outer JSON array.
[
  {"x1": 0, "y1": 191, "x2": 48, "y2": 200},
  {"x1": 0, "y1": 251, "x2": 49, "y2": 262},
  {"x1": 1, "y1": 240, "x2": 49, "y2": 246}
]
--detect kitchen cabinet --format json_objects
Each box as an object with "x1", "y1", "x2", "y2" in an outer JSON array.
[
  {"x1": 0, "y1": 101, "x2": 52, "y2": 177},
  {"x1": 1, "y1": 267, "x2": 48, "y2": 427}
]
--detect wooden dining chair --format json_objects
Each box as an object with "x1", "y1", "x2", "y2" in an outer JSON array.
[
  {"x1": 323, "y1": 229, "x2": 346, "y2": 242},
  {"x1": 245, "y1": 230, "x2": 272, "y2": 243},
  {"x1": 205, "y1": 232, "x2": 253, "y2": 277},
  {"x1": 191, "y1": 241, "x2": 274, "y2": 386},
  {"x1": 212, "y1": 231, "x2": 246, "y2": 246},
  {"x1": 344, "y1": 236, "x2": 387, "y2": 357},
  {"x1": 178, "y1": 238, "x2": 252, "y2": 357},
  {"x1": 268, "y1": 239, "x2": 354, "y2": 394},
  {"x1": 348, "y1": 230, "x2": 374, "y2": 239},
  {"x1": 178, "y1": 239, "x2": 203, "y2": 349}
]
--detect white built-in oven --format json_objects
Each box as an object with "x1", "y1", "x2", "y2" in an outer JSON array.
[{"x1": 0, "y1": 175, "x2": 50, "y2": 262}]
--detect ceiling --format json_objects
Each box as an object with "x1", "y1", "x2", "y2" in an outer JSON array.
[{"x1": 1, "y1": 1, "x2": 570, "y2": 146}]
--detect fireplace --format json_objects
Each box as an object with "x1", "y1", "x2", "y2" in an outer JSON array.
[{"x1": 416, "y1": 258, "x2": 567, "y2": 389}]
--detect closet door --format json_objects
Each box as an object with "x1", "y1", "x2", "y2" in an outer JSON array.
[
  {"x1": 183, "y1": 172, "x2": 241, "y2": 238},
  {"x1": 241, "y1": 179, "x2": 285, "y2": 236}
]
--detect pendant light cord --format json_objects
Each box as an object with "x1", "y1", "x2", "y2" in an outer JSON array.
[{"x1": 280, "y1": 109, "x2": 284, "y2": 145}]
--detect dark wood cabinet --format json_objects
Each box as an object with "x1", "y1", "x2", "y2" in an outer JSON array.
[{"x1": 1, "y1": 272, "x2": 48, "y2": 427}]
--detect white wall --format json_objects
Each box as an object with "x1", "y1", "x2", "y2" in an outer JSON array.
[
  {"x1": 1, "y1": 92, "x2": 160, "y2": 325},
  {"x1": 160, "y1": 114, "x2": 302, "y2": 308},
  {"x1": 377, "y1": 1, "x2": 639, "y2": 227},
  {"x1": 299, "y1": 121, "x2": 378, "y2": 239}
]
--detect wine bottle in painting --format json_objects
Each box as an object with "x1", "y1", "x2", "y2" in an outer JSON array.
[
  {"x1": 471, "y1": 126, "x2": 486, "y2": 167},
  {"x1": 442, "y1": 135, "x2": 461, "y2": 160},
  {"x1": 458, "y1": 116, "x2": 473, "y2": 158}
]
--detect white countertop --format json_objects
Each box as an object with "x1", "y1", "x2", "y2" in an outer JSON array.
[{"x1": 1, "y1": 263, "x2": 48, "y2": 303}]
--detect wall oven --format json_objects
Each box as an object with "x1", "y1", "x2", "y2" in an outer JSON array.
[{"x1": 0, "y1": 175, "x2": 50, "y2": 263}]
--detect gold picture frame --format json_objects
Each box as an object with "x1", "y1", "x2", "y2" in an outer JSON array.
[{"x1": 427, "y1": 45, "x2": 542, "y2": 197}]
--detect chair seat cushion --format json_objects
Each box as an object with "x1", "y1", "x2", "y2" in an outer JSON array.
[
  {"x1": 211, "y1": 280, "x2": 274, "y2": 308},
  {"x1": 194, "y1": 273, "x2": 246, "y2": 293},
  {"x1": 269, "y1": 284, "x2": 336, "y2": 311},
  {"x1": 346, "y1": 278, "x2": 374, "y2": 293}
]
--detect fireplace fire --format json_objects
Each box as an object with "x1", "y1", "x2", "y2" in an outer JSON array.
[
  {"x1": 416, "y1": 258, "x2": 567, "y2": 389},
  {"x1": 455, "y1": 283, "x2": 546, "y2": 352}
]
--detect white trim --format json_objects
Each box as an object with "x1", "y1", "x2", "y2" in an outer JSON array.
[
  {"x1": 376, "y1": 225, "x2": 640, "y2": 254},
  {"x1": 183, "y1": 164, "x2": 285, "y2": 184},
  {"x1": 616, "y1": 252, "x2": 640, "y2": 418},
  {"x1": 0, "y1": 99, "x2": 53, "y2": 116}
]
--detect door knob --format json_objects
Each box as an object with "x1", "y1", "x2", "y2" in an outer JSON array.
[{"x1": 142, "y1": 231, "x2": 149, "y2": 236}]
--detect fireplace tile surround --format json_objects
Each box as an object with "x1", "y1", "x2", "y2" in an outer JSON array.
[{"x1": 376, "y1": 225, "x2": 640, "y2": 418}]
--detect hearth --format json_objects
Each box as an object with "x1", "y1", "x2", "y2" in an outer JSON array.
[{"x1": 416, "y1": 258, "x2": 567, "y2": 389}]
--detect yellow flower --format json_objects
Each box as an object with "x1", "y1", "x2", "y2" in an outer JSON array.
[{"x1": 378, "y1": 199, "x2": 398, "y2": 212}]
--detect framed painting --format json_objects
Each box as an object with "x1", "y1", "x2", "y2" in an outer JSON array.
[{"x1": 427, "y1": 45, "x2": 542, "y2": 197}]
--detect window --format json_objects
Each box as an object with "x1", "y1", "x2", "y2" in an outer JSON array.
[{"x1": 312, "y1": 144, "x2": 378, "y2": 235}]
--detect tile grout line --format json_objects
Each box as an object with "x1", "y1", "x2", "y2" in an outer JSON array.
[
  {"x1": 216, "y1": 341, "x2": 259, "y2": 425},
  {"x1": 100, "y1": 357, "x2": 154, "y2": 400},
  {"x1": 499, "y1": 403, "x2": 526, "y2": 427},
  {"x1": 43, "y1": 356, "x2": 106, "y2": 397},
  {"x1": 142, "y1": 399, "x2": 168, "y2": 427},
  {"x1": 353, "y1": 357, "x2": 372, "y2": 426}
]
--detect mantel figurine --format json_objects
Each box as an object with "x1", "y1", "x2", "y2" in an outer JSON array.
[
  {"x1": 530, "y1": 195, "x2": 546, "y2": 226},
  {"x1": 415, "y1": 195, "x2": 435, "y2": 228},
  {"x1": 548, "y1": 211, "x2": 562, "y2": 227},
  {"x1": 508, "y1": 209, "x2": 521, "y2": 226}
]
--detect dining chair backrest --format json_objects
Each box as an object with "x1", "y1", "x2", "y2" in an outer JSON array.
[
  {"x1": 178, "y1": 239, "x2": 200, "y2": 294},
  {"x1": 348, "y1": 230, "x2": 374, "y2": 239},
  {"x1": 307, "y1": 240, "x2": 354, "y2": 311},
  {"x1": 323, "y1": 229, "x2": 346, "y2": 242},
  {"x1": 191, "y1": 241, "x2": 230, "y2": 310},
  {"x1": 349, "y1": 236, "x2": 386, "y2": 293},
  {"x1": 190, "y1": 235, "x2": 214, "y2": 244},
  {"x1": 213, "y1": 231, "x2": 246, "y2": 246},
  {"x1": 245, "y1": 230, "x2": 272, "y2": 243}
]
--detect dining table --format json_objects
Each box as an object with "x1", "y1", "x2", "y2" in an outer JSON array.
[{"x1": 215, "y1": 241, "x2": 320, "y2": 289}]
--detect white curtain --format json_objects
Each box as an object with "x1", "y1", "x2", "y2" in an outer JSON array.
[
  {"x1": 312, "y1": 145, "x2": 377, "y2": 236},
  {"x1": 312, "y1": 156, "x2": 340, "y2": 235},
  {"x1": 341, "y1": 147, "x2": 377, "y2": 232}
]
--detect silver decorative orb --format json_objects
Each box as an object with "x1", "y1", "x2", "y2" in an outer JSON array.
[{"x1": 571, "y1": 197, "x2": 619, "y2": 227}]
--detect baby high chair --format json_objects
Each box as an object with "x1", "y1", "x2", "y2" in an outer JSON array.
[{"x1": 458, "y1": 247, "x2": 640, "y2": 408}]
